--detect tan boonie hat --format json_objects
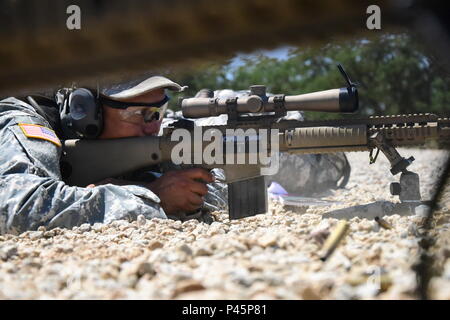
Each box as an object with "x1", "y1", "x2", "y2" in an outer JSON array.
[{"x1": 102, "y1": 76, "x2": 186, "y2": 101}]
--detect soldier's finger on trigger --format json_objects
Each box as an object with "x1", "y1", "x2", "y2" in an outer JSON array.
[{"x1": 188, "y1": 180, "x2": 209, "y2": 196}]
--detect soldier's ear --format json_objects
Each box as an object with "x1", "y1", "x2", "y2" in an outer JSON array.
[{"x1": 60, "y1": 88, "x2": 104, "y2": 139}]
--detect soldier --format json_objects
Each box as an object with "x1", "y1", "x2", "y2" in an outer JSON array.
[{"x1": 0, "y1": 76, "x2": 215, "y2": 235}]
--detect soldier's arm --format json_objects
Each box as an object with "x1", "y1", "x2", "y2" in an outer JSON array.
[{"x1": 0, "y1": 101, "x2": 166, "y2": 235}]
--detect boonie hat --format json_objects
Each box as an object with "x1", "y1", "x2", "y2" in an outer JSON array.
[{"x1": 102, "y1": 76, "x2": 186, "y2": 101}]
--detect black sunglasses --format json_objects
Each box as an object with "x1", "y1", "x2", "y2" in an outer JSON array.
[{"x1": 99, "y1": 95, "x2": 170, "y2": 109}]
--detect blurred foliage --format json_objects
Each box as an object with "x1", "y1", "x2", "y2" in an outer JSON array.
[{"x1": 164, "y1": 33, "x2": 449, "y2": 121}]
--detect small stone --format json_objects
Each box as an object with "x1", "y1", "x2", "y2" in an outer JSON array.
[
  {"x1": 343, "y1": 247, "x2": 361, "y2": 259},
  {"x1": 278, "y1": 237, "x2": 292, "y2": 249},
  {"x1": 176, "y1": 289, "x2": 224, "y2": 300},
  {"x1": 135, "y1": 240, "x2": 149, "y2": 246},
  {"x1": 207, "y1": 222, "x2": 225, "y2": 236},
  {"x1": 136, "y1": 262, "x2": 156, "y2": 278},
  {"x1": 300, "y1": 287, "x2": 321, "y2": 300},
  {"x1": 257, "y1": 234, "x2": 278, "y2": 248},
  {"x1": 136, "y1": 215, "x2": 147, "y2": 227},
  {"x1": 55, "y1": 244, "x2": 73, "y2": 254},
  {"x1": 309, "y1": 228, "x2": 330, "y2": 245},
  {"x1": 79, "y1": 223, "x2": 91, "y2": 233},
  {"x1": 37, "y1": 226, "x2": 46, "y2": 232},
  {"x1": 119, "y1": 261, "x2": 156, "y2": 286},
  {"x1": 171, "y1": 220, "x2": 183, "y2": 230},
  {"x1": 147, "y1": 240, "x2": 164, "y2": 250},
  {"x1": 92, "y1": 223, "x2": 103, "y2": 232},
  {"x1": 2, "y1": 262, "x2": 18, "y2": 274},
  {"x1": 23, "y1": 259, "x2": 42, "y2": 269},
  {"x1": 182, "y1": 220, "x2": 198, "y2": 229},
  {"x1": 43, "y1": 230, "x2": 56, "y2": 238},
  {"x1": 161, "y1": 229, "x2": 176, "y2": 236},
  {"x1": 173, "y1": 279, "x2": 205, "y2": 297},
  {"x1": 358, "y1": 220, "x2": 375, "y2": 232},
  {"x1": 0, "y1": 245, "x2": 18, "y2": 261},
  {"x1": 29, "y1": 231, "x2": 44, "y2": 240},
  {"x1": 367, "y1": 246, "x2": 382, "y2": 262},
  {"x1": 177, "y1": 244, "x2": 193, "y2": 256},
  {"x1": 284, "y1": 218, "x2": 294, "y2": 226},
  {"x1": 110, "y1": 220, "x2": 124, "y2": 229},
  {"x1": 194, "y1": 247, "x2": 212, "y2": 256},
  {"x1": 51, "y1": 228, "x2": 63, "y2": 236}
]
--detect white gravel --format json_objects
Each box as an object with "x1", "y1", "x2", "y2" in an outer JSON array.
[{"x1": 0, "y1": 148, "x2": 448, "y2": 299}]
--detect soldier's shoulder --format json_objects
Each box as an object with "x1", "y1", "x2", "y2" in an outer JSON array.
[
  {"x1": 0, "y1": 97, "x2": 44, "y2": 127},
  {"x1": 0, "y1": 97, "x2": 35, "y2": 111}
]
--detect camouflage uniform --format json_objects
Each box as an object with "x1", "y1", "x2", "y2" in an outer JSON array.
[{"x1": 0, "y1": 97, "x2": 166, "y2": 235}]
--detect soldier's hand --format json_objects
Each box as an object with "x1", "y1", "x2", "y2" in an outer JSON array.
[{"x1": 146, "y1": 168, "x2": 214, "y2": 216}]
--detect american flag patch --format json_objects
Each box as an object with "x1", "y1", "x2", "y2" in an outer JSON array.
[{"x1": 18, "y1": 123, "x2": 61, "y2": 147}]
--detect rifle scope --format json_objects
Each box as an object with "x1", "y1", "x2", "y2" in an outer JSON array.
[
  {"x1": 180, "y1": 64, "x2": 358, "y2": 119},
  {"x1": 180, "y1": 86, "x2": 358, "y2": 118}
]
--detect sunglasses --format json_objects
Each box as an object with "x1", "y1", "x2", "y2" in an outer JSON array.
[{"x1": 100, "y1": 95, "x2": 170, "y2": 124}]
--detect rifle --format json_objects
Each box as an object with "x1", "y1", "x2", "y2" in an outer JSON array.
[{"x1": 61, "y1": 66, "x2": 450, "y2": 219}]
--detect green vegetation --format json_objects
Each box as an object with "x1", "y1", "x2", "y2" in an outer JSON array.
[{"x1": 165, "y1": 33, "x2": 449, "y2": 120}]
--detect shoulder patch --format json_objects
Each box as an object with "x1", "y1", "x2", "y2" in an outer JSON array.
[{"x1": 18, "y1": 123, "x2": 62, "y2": 147}]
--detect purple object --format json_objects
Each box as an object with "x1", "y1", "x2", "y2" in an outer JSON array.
[{"x1": 267, "y1": 182, "x2": 288, "y2": 195}]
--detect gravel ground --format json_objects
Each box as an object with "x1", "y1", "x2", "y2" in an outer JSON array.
[{"x1": 0, "y1": 148, "x2": 449, "y2": 300}]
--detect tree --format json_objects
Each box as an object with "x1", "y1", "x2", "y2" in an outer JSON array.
[{"x1": 164, "y1": 33, "x2": 449, "y2": 120}]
